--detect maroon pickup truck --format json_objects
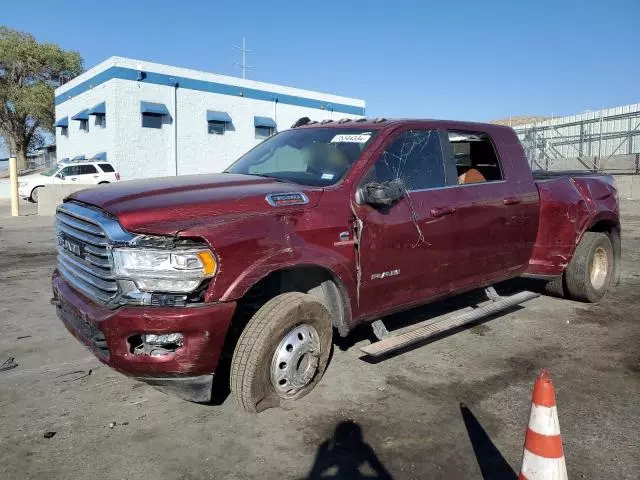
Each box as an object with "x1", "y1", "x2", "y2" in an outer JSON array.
[{"x1": 51, "y1": 118, "x2": 620, "y2": 412}]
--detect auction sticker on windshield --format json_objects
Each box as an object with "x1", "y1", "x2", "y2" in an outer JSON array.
[{"x1": 330, "y1": 133, "x2": 371, "y2": 143}]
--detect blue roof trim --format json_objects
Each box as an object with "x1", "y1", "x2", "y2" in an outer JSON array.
[
  {"x1": 71, "y1": 109, "x2": 89, "y2": 121},
  {"x1": 55, "y1": 66, "x2": 365, "y2": 116},
  {"x1": 71, "y1": 155, "x2": 86, "y2": 161},
  {"x1": 88, "y1": 102, "x2": 106, "y2": 115},
  {"x1": 207, "y1": 110, "x2": 232, "y2": 123},
  {"x1": 140, "y1": 101, "x2": 170, "y2": 115},
  {"x1": 91, "y1": 152, "x2": 107, "y2": 160},
  {"x1": 54, "y1": 117, "x2": 69, "y2": 128},
  {"x1": 254, "y1": 116, "x2": 277, "y2": 128}
]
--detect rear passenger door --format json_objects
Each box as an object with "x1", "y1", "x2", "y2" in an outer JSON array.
[
  {"x1": 76, "y1": 164, "x2": 101, "y2": 183},
  {"x1": 439, "y1": 129, "x2": 526, "y2": 287}
]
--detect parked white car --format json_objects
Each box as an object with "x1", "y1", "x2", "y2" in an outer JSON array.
[{"x1": 18, "y1": 160, "x2": 121, "y2": 202}]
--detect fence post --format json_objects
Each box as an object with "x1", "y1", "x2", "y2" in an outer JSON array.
[
  {"x1": 9, "y1": 154, "x2": 20, "y2": 217},
  {"x1": 635, "y1": 154, "x2": 639, "y2": 175}
]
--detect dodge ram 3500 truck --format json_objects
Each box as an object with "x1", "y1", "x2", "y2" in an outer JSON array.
[{"x1": 51, "y1": 118, "x2": 620, "y2": 412}]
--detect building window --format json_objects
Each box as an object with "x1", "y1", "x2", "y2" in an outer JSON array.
[
  {"x1": 95, "y1": 115, "x2": 106, "y2": 128},
  {"x1": 61, "y1": 127, "x2": 68, "y2": 137},
  {"x1": 208, "y1": 121, "x2": 226, "y2": 135},
  {"x1": 79, "y1": 119, "x2": 89, "y2": 132},
  {"x1": 142, "y1": 114, "x2": 163, "y2": 129},
  {"x1": 255, "y1": 126, "x2": 274, "y2": 139}
]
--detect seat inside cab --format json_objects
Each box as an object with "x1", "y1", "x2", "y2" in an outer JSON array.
[{"x1": 450, "y1": 132, "x2": 503, "y2": 184}]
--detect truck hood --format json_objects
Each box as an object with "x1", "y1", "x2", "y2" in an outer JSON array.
[{"x1": 69, "y1": 173, "x2": 323, "y2": 235}]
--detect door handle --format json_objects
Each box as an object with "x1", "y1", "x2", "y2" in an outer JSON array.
[
  {"x1": 71, "y1": 178, "x2": 77, "y2": 181},
  {"x1": 430, "y1": 206, "x2": 456, "y2": 218},
  {"x1": 503, "y1": 197, "x2": 521, "y2": 206},
  {"x1": 93, "y1": 175, "x2": 99, "y2": 178}
]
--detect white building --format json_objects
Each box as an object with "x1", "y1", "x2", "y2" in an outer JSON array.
[{"x1": 54, "y1": 57, "x2": 366, "y2": 180}]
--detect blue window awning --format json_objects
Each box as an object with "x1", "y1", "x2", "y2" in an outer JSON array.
[
  {"x1": 88, "y1": 102, "x2": 106, "y2": 115},
  {"x1": 54, "y1": 117, "x2": 69, "y2": 128},
  {"x1": 91, "y1": 152, "x2": 107, "y2": 160},
  {"x1": 72, "y1": 109, "x2": 90, "y2": 121},
  {"x1": 254, "y1": 116, "x2": 277, "y2": 128},
  {"x1": 71, "y1": 155, "x2": 86, "y2": 161},
  {"x1": 140, "y1": 101, "x2": 170, "y2": 116},
  {"x1": 207, "y1": 110, "x2": 232, "y2": 123}
]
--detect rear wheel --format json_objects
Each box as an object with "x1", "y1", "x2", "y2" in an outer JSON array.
[
  {"x1": 230, "y1": 292, "x2": 333, "y2": 413},
  {"x1": 564, "y1": 232, "x2": 614, "y2": 302}
]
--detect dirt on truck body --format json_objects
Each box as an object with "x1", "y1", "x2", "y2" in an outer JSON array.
[{"x1": 51, "y1": 118, "x2": 620, "y2": 412}]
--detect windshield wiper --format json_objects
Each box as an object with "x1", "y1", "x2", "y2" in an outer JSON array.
[{"x1": 244, "y1": 173, "x2": 292, "y2": 183}]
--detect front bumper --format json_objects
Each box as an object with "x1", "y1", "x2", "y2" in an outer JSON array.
[{"x1": 52, "y1": 270, "x2": 237, "y2": 402}]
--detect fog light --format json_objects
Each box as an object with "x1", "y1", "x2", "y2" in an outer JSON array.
[{"x1": 142, "y1": 333, "x2": 184, "y2": 347}]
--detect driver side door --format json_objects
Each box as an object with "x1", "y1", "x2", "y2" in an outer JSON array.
[
  {"x1": 353, "y1": 129, "x2": 458, "y2": 318},
  {"x1": 55, "y1": 165, "x2": 81, "y2": 184}
]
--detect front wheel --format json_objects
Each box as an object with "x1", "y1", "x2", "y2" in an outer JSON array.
[
  {"x1": 230, "y1": 292, "x2": 333, "y2": 413},
  {"x1": 564, "y1": 232, "x2": 615, "y2": 302},
  {"x1": 30, "y1": 186, "x2": 41, "y2": 203}
]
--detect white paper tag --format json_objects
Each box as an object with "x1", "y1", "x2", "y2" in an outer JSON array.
[
  {"x1": 321, "y1": 173, "x2": 335, "y2": 180},
  {"x1": 330, "y1": 133, "x2": 371, "y2": 143}
]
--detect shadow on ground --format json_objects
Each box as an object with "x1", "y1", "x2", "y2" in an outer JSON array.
[
  {"x1": 460, "y1": 403, "x2": 517, "y2": 480},
  {"x1": 302, "y1": 421, "x2": 393, "y2": 479}
]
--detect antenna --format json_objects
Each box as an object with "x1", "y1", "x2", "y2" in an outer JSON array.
[{"x1": 233, "y1": 37, "x2": 253, "y2": 79}]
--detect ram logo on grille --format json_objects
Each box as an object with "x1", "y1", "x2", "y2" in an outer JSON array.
[
  {"x1": 57, "y1": 235, "x2": 83, "y2": 257},
  {"x1": 55, "y1": 203, "x2": 121, "y2": 304}
]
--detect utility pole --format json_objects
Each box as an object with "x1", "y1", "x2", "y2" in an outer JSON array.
[{"x1": 233, "y1": 38, "x2": 253, "y2": 79}]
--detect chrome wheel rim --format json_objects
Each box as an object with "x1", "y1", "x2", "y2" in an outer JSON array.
[
  {"x1": 271, "y1": 324, "x2": 320, "y2": 397},
  {"x1": 590, "y1": 246, "x2": 609, "y2": 290}
]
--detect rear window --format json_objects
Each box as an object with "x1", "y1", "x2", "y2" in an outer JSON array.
[{"x1": 98, "y1": 163, "x2": 115, "y2": 173}]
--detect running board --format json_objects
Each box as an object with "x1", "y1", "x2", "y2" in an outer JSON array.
[{"x1": 360, "y1": 290, "x2": 540, "y2": 357}]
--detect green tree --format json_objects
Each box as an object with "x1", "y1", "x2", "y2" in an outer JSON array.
[{"x1": 0, "y1": 26, "x2": 83, "y2": 167}]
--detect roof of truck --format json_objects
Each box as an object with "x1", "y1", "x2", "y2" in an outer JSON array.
[{"x1": 292, "y1": 117, "x2": 517, "y2": 134}]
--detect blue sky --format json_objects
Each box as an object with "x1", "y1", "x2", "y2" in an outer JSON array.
[{"x1": 1, "y1": 0, "x2": 638, "y2": 129}]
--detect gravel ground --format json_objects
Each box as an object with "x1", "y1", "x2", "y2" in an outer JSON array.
[{"x1": 0, "y1": 199, "x2": 638, "y2": 479}]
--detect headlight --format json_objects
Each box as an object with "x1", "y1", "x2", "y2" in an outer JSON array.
[{"x1": 112, "y1": 248, "x2": 217, "y2": 293}]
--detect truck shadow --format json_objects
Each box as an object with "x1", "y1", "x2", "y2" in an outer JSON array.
[{"x1": 301, "y1": 420, "x2": 393, "y2": 479}]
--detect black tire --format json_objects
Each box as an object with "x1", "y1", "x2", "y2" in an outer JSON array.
[
  {"x1": 230, "y1": 292, "x2": 333, "y2": 413},
  {"x1": 544, "y1": 276, "x2": 566, "y2": 298},
  {"x1": 30, "y1": 186, "x2": 41, "y2": 203},
  {"x1": 564, "y1": 232, "x2": 614, "y2": 302}
]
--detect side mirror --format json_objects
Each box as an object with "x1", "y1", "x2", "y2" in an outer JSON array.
[
  {"x1": 56, "y1": 173, "x2": 65, "y2": 179},
  {"x1": 357, "y1": 178, "x2": 405, "y2": 207}
]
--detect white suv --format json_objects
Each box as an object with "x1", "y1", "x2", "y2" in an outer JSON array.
[{"x1": 18, "y1": 160, "x2": 121, "y2": 203}]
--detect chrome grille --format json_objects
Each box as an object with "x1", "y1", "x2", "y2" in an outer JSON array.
[{"x1": 55, "y1": 204, "x2": 119, "y2": 303}]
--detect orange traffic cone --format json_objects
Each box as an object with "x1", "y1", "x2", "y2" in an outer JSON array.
[{"x1": 519, "y1": 371, "x2": 568, "y2": 480}]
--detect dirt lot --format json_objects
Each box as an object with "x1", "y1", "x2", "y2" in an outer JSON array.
[{"x1": 1, "y1": 199, "x2": 638, "y2": 479}]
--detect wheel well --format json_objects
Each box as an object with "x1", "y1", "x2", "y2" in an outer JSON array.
[
  {"x1": 98, "y1": 181, "x2": 110, "y2": 184},
  {"x1": 587, "y1": 219, "x2": 621, "y2": 285},
  {"x1": 235, "y1": 267, "x2": 350, "y2": 334}
]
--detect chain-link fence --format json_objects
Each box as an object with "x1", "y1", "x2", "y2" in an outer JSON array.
[{"x1": 514, "y1": 103, "x2": 640, "y2": 174}]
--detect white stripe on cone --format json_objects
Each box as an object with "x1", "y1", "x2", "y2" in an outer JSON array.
[
  {"x1": 521, "y1": 450, "x2": 568, "y2": 480},
  {"x1": 528, "y1": 404, "x2": 561, "y2": 436}
]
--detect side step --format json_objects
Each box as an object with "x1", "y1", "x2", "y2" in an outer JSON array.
[{"x1": 360, "y1": 290, "x2": 540, "y2": 358}]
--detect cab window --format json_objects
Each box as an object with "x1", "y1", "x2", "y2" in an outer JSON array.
[
  {"x1": 61, "y1": 165, "x2": 80, "y2": 176},
  {"x1": 445, "y1": 131, "x2": 504, "y2": 185},
  {"x1": 364, "y1": 129, "x2": 446, "y2": 191}
]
